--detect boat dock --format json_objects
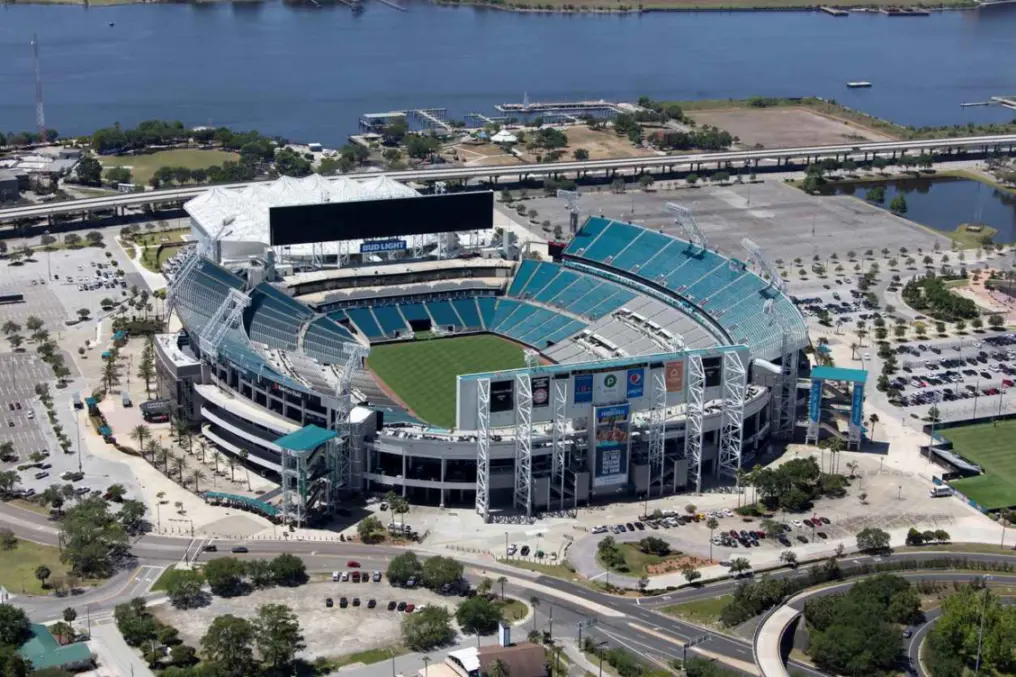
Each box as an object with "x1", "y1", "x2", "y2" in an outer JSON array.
[
  {"x1": 358, "y1": 108, "x2": 452, "y2": 133},
  {"x1": 880, "y1": 7, "x2": 930, "y2": 15},
  {"x1": 820, "y1": 6, "x2": 848, "y2": 15},
  {"x1": 992, "y1": 96, "x2": 1016, "y2": 112}
]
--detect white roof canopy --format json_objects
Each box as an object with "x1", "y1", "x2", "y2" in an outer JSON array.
[{"x1": 184, "y1": 174, "x2": 420, "y2": 255}]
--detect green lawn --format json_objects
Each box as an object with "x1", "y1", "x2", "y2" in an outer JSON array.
[
  {"x1": 141, "y1": 242, "x2": 187, "y2": 273},
  {"x1": 598, "y1": 543, "x2": 686, "y2": 577},
  {"x1": 0, "y1": 540, "x2": 73, "y2": 595},
  {"x1": 945, "y1": 420, "x2": 1016, "y2": 510},
  {"x1": 320, "y1": 646, "x2": 408, "y2": 671},
  {"x1": 661, "y1": 594, "x2": 731, "y2": 628},
  {"x1": 367, "y1": 334, "x2": 526, "y2": 428},
  {"x1": 498, "y1": 597, "x2": 528, "y2": 622},
  {"x1": 99, "y1": 149, "x2": 239, "y2": 185}
]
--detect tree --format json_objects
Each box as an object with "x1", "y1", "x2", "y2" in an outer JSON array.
[
  {"x1": 856, "y1": 527, "x2": 891, "y2": 553},
  {"x1": 169, "y1": 644, "x2": 197, "y2": 667},
  {"x1": 638, "y1": 174, "x2": 655, "y2": 189},
  {"x1": 104, "y1": 166, "x2": 133, "y2": 185},
  {"x1": 106, "y1": 483, "x2": 127, "y2": 502},
  {"x1": 254, "y1": 603, "x2": 304, "y2": 669},
  {"x1": 203, "y1": 557, "x2": 248, "y2": 596},
  {"x1": 62, "y1": 607, "x2": 77, "y2": 624},
  {"x1": 357, "y1": 515, "x2": 384, "y2": 544},
  {"x1": 421, "y1": 556, "x2": 463, "y2": 591},
  {"x1": 387, "y1": 552, "x2": 423, "y2": 587},
  {"x1": 60, "y1": 495, "x2": 130, "y2": 578},
  {"x1": 0, "y1": 473, "x2": 20, "y2": 501},
  {"x1": 890, "y1": 194, "x2": 908, "y2": 214},
  {"x1": 0, "y1": 604, "x2": 30, "y2": 646},
  {"x1": 780, "y1": 550, "x2": 798, "y2": 568},
  {"x1": 455, "y1": 595, "x2": 502, "y2": 635},
  {"x1": 681, "y1": 564, "x2": 701, "y2": 585},
  {"x1": 269, "y1": 553, "x2": 307, "y2": 587},
  {"x1": 573, "y1": 148, "x2": 589, "y2": 161},
  {"x1": 497, "y1": 576, "x2": 508, "y2": 602},
  {"x1": 488, "y1": 658, "x2": 510, "y2": 677},
  {"x1": 402, "y1": 606, "x2": 454, "y2": 651},
  {"x1": 706, "y1": 516, "x2": 719, "y2": 560},
  {"x1": 162, "y1": 568, "x2": 206, "y2": 608},
  {"x1": 729, "y1": 557, "x2": 751, "y2": 575},
  {"x1": 34, "y1": 565, "x2": 52, "y2": 589},
  {"x1": 0, "y1": 529, "x2": 17, "y2": 551},
  {"x1": 637, "y1": 536, "x2": 670, "y2": 556},
  {"x1": 76, "y1": 156, "x2": 103, "y2": 186},
  {"x1": 201, "y1": 615, "x2": 255, "y2": 677}
]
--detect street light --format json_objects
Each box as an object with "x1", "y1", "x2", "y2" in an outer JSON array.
[{"x1": 596, "y1": 640, "x2": 608, "y2": 677}]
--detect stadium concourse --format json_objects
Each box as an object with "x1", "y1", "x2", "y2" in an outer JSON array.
[{"x1": 154, "y1": 177, "x2": 809, "y2": 525}]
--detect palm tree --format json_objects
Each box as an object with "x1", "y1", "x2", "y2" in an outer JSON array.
[
  {"x1": 845, "y1": 461, "x2": 859, "y2": 479},
  {"x1": 529, "y1": 596, "x2": 540, "y2": 632},
  {"x1": 850, "y1": 343, "x2": 858, "y2": 360},
  {"x1": 158, "y1": 445, "x2": 170, "y2": 474},
  {"x1": 706, "y1": 517, "x2": 719, "y2": 561},
  {"x1": 191, "y1": 469, "x2": 205, "y2": 493},
  {"x1": 734, "y1": 468, "x2": 746, "y2": 508},
  {"x1": 197, "y1": 437, "x2": 208, "y2": 463},
  {"x1": 828, "y1": 437, "x2": 845, "y2": 474},
  {"x1": 172, "y1": 455, "x2": 186, "y2": 483},
  {"x1": 227, "y1": 456, "x2": 236, "y2": 483},
  {"x1": 212, "y1": 451, "x2": 222, "y2": 475},
  {"x1": 422, "y1": 656, "x2": 431, "y2": 677},
  {"x1": 488, "y1": 658, "x2": 510, "y2": 677},
  {"x1": 497, "y1": 576, "x2": 508, "y2": 602},
  {"x1": 130, "y1": 425, "x2": 150, "y2": 457},
  {"x1": 868, "y1": 413, "x2": 880, "y2": 439},
  {"x1": 240, "y1": 449, "x2": 252, "y2": 490}
]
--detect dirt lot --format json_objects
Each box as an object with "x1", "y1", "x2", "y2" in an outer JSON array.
[
  {"x1": 446, "y1": 143, "x2": 522, "y2": 168},
  {"x1": 155, "y1": 580, "x2": 459, "y2": 661},
  {"x1": 688, "y1": 107, "x2": 895, "y2": 149}
]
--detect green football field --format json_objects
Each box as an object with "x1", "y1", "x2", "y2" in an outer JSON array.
[
  {"x1": 366, "y1": 334, "x2": 526, "y2": 429},
  {"x1": 944, "y1": 420, "x2": 1016, "y2": 510}
]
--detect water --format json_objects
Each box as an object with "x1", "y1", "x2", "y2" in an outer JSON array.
[
  {"x1": 829, "y1": 177, "x2": 1016, "y2": 243},
  {"x1": 1, "y1": 3, "x2": 1015, "y2": 145}
]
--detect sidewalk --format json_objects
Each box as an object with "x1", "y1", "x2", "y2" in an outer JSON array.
[{"x1": 89, "y1": 619, "x2": 156, "y2": 677}]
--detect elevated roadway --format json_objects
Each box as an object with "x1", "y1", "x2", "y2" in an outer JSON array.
[{"x1": 2, "y1": 133, "x2": 1015, "y2": 225}]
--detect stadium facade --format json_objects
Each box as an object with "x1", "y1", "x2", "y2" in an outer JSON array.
[{"x1": 155, "y1": 176, "x2": 809, "y2": 523}]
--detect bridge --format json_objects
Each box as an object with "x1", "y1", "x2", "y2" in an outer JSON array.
[{"x1": 2, "y1": 133, "x2": 1014, "y2": 226}]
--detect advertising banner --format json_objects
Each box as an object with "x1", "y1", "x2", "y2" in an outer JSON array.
[
  {"x1": 665, "y1": 361, "x2": 684, "y2": 393},
  {"x1": 594, "y1": 371, "x2": 625, "y2": 404},
  {"x1": 532, "y1": 376, "x2": 550, "y2": 408},
  {"x1": 360, "y1": 239, "x2": 407, "y2": 254},
  {"x1": 592, "y1": 404, "x2": 631, "y2": 488},
  {"x1": 626, "y1": 368, "x2": 644, "y2": 399},
  {"x1": 574, "y1": 374, "x2": 593, "y2": 404},
  {"x1": 491, "y1": 380, "x2": 515, "y2": 413},
  {"x1": 809, "y1": 380, "x2": 822, "y2": 422},
  {"x1": 851, "y1": 384, "x2": 865, "y2": 427}
]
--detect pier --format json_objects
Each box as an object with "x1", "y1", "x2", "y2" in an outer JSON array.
[
  {"x1": 820, "y1": 6, "x2": 848, "y2": 15},
  {"x1": 358, "y1": 108, "x2": 452, "y2": 134},
  {"x1": 992, "y1": 96, "x2": 1016, "y2": 112}
]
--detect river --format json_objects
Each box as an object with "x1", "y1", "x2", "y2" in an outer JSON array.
[{"x1": 1, "y1": 3, "x2": 1015, "y2": 145}]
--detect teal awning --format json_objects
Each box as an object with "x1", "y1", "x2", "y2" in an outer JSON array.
[
  {"x1": 274, "y1": 424, "x2": 337, "y2": 453},
  {"x1": 202, "y1": 491, "x2": 279, "y2": 517},
  {"x1": 811, "y1": 366, "x2": 868, "y2": 384}
]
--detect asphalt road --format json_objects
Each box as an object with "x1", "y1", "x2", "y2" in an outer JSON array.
[{"x1": 4, "y1": 500, "x2": 1016, "y2": 677}]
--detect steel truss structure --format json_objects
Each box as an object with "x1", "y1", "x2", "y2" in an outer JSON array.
[
  {"x1": 475, "y1": 378, "x2": 491, "y2": 521},
  {"x1": 165, "y1": 248, "x2": 200, "y2": 319},
  {"x1": 513, "y1": 373, "x2": 534, "y2": 517},
  {"x1": 665, "y1": 203, "x2": 708, "y2": 251},
  {"x1": 778, "y1": 331, "x2": 799, "y2": 441},
  {"x1": 330, "y1": 345, "x2": 369, "y2": 496},
  {"x1": 741, "y1": 237, "x2": 788, "y2": 294},
  {"x1": 684, "y1": 354, "x2": 705, "y2": 493},
  {"x1": 550, "y1": 377, "x2": 568, "y2": 511},
  {"x1": 647, "y1": 367, "x2": 667, "y2": 497},
  {"x1": 557, "y1": 189, "x2": 582, "y2": 234},
  {"x1": 280, "y1": 448, "x2": 307, "y2": 527},
  {"x1": 718, "y1": 351, "x2": 747, "y2": 478},
  {"x1": 197, "y1": 288, "x2": 251, "y2": 361}
]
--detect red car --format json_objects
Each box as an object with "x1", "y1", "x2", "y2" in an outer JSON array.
[
  {"x1": 347, "y1": 560, "x2": 361, "y2": 568},
  {"x1": 729, "y1": 530, "x2": 739, "y2": 538},
  {"x1": 405, "y1": 603, "x2": 416, "y2": 613}
]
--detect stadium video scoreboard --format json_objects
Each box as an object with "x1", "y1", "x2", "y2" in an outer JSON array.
[{"x1": 268, "y1": 191, "x2": 494, "y2": 247}]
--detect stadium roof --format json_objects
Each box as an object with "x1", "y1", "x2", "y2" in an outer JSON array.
[
  {"x1": 184, "y1": 174, "x2": 419, "y2": 252},
  {"x1": 275, "y1": 424, "x2": 338, "y2": 452},
  {"x1": 811, "y1": 366, "x2": 868, "y2": 384}
]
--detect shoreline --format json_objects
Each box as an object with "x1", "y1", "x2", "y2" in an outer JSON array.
[{"x1": 3, "y1": 0, "x2": 979, "y2": 11}]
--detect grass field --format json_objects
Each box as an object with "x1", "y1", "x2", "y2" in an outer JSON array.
[
  {"x1": 0, "y1": 540, "x2": 73, "y2": 595},
  {"x1": 99, "y1": 149, "x2": 239, "y2": 185},
  {"x1": 945, "y1": 420, "x2": 1016, "y2": 510},
  {"x1": 366, "y1": 334, "x2": 525, "y2": 428},
  {"x1": 598, "y1": 543, "x2": 687, "y2": 577},
  {"x1": 661, "y1": 594, "x2": 731, "y2": 628}
]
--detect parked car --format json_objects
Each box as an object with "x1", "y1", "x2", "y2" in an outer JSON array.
[
  {"x1": 397, "y1": 601, "x2": 407, "y2": 611},
  {"x1": 405, "y1": 603, "x2": 416, "y2": 613},
  {"x1": 388, "y1": 601, "x2": 398, "y2": 611},
  {"x1": 352, "y1": 598, "x2": 361, "y2": 607},
  {"x1": 373, "y1": 570, "x2": 382, "y2": 582},
  {"x1": 520, "y1": 545, "x2": 531, "y2": 556},
  {"x1": 368, "y1": 599, "x2": 377, "y2": 609},
  {"x1": 326, "y1": 598, "x2": 333, "y2": 608},
  {"x1": 340, "y1": 597, "x2": 349, "y2": 608}
]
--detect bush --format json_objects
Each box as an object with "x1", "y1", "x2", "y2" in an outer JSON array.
[{"x1": 455, "y1": 596, "x2": 502, "y2": 635}]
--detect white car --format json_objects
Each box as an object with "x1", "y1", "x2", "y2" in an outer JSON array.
[
  {"x1": 723, "y1": 508, "x2": 734, "y2": 517},
  {"x1": 506, "y1": 544, "x2": 518, "y2": 556},
  {"x1": 591, "y1": 525, "x2": 608, "y2": 534},
  {"x1": 791, "y1": 520, "x2": 803, "y2": 528},
  {"x1": 340, "y1": 571, "x2": 350, "y2": 582},
  {"x1": 332, "y1": 571, "x2": 340, "y2": 581}
]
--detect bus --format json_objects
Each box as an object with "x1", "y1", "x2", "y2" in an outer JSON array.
[
  {"x1": 929, "y1": 485, "x2": 953, "y2": 498},
  {"x1": 72, "y1": 392, "x2": 83, "y2": 410}
]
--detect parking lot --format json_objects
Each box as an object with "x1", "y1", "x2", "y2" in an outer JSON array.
[
  {"x1": 888, "y1": 333, "x2": 1016, "y2": 421},
  {"x1": 155, "y1": 576, "x2": 460, "y2": 661},
  {"x1": 0, "y1": 352, "x2": 55, "y2": 468}
]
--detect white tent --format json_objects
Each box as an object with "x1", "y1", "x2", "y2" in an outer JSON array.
[
  {"x1": 184, "y1": 174, "x2": 421, "y2": 261},
  {"x1": 491, "y1": 130, "x2": 518, "y2": 144}
]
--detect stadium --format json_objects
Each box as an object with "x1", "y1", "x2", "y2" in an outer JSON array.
[{"x1": 154, "y1": 174, "x2": 809, "y2": 525}]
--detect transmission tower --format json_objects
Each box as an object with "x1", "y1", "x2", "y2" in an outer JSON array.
[{"x1": 31, "y1": 34, "x2": 46, "y2": 142}]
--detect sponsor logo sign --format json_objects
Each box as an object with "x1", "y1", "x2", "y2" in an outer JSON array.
[
  {"x1": 665, "y1": 361, "x2": 684, "y2": 393},
  {"x1": 360, "y1": 239, "x2": 407, "y2": 254},
  {"x1": 592, "y1": 403, "x2": 631, "y2": 487},
  {"x1": 626, "y1": 368, "x2": 644, "y2": 398},
  {"x1": 532, "y1": 376, "x2": 550, "y2": 408},
  {"x1": 594, "y1": 371, "x2": 625, "y2": 404},
  {"x1": 809, "y1": 380, "x2": 822, "y2": 422},
  {"x1": 574, "y1": 374, "x2": 593, "y2": 404},
  {"x1": 491, "y1": 380, "x2": 515, "y2": 413},
  {"x1": 851, "y1": 384, "x2": 865, "y2": 427}
]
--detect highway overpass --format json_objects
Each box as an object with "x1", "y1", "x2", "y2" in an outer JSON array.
[{"x1": 2, "y1": 133, "x2": 1014, "y2": 225}]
